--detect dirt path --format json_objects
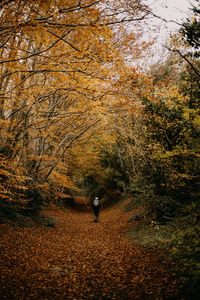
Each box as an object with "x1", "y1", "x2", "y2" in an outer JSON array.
[{"x1": 0, "y1": 199, "x2": 179, "y2": 299}]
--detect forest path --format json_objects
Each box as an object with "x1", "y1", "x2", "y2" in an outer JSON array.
[{"x1": 0, "y1": 198, "x2": 179, "y2": 299}]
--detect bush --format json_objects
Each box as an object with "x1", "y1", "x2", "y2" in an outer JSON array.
[
  {"x1": 0, "y1": 199, "x2": 33, "y2": 227},
  {"x1": 34, "y1": 214, "x2": 56, "y2": 227},
  {"x1": 169, "y1": 225, "x2": 200, "y2": 299},
  {"x1": 0, "y1": 200, "x2": 18, "y2": 223},
  {"x1": 81, "y1": 175, "x2": 105, "y2": 199},
  {"x1": 0, "y1": 186, "x2": 46, "y2": 226},
  {"x1": 153, "y1": 196, "x2": 178, "y2": 223},
  {"x1": 25, "y1": 188, "x2": 45, "y2": 216}
]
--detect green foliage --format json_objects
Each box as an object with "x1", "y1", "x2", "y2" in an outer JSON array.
[
  {"x1": 153, "y1": 195, "x2": 177, "y2": 223},
  {"x1": 169, "y1": 224, "x2": 200, "y2": 299},
  {"x1": 180, "y1": 0, "x2": 200, "y2": 57},
  {"x1": 127, "y1": 199, "x2": 200, "y2": 299},
  {"x1": 99, "y1": 142, "x2": 131, "y2": 193},
  {"x1": 180, "y1": 62, "x2": 200, "y2": 109},
  {"x1": 142, "y1": 95, "x2": 187, "y2": 151},
  {"x1": 141, "y1": 74, "x2": 200, "y2": 204},
  {"x1": 80, "y1": 175, "x2": 105, "y2": 199}
]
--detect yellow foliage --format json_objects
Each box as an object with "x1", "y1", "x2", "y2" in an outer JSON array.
[
  {"x1": 0, "y1": 0, "x2": 152, "y2": 204},
  {"x1": 50, "y1": 170, "x2": 78, "y2": 191}
]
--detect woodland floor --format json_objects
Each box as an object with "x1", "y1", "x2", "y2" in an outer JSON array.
[{"x1": 0, "y1": 197, "x2": 180, "y2": 300}]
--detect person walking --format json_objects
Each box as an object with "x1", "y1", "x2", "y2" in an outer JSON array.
[{"x1": 92, "y1": 197, "x2": 101, "y2": 222}]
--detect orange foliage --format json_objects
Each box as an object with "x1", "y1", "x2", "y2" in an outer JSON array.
[
  {"x1": 0, "y1": 0, "x2": 152, "y2": 205},
  {"x1": 0, "y1": 202, "x2": 179, "y2": 299}
]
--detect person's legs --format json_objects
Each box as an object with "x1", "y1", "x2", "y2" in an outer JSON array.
[
  {"x1": 93, "y1": 206, "x2": 100, "y2": 222},
  {"x1": 94, "y1": 211, "x2": 99, "y2": 222}
]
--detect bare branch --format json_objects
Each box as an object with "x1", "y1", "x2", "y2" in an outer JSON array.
[
  {"x1": 166, "y1": 46, "x2": 200, "y2": 79},
  {"x1": 43, "y1": 118, "x2": 101, "y2": 181},
  {"x1": 0, "y1": 31, "x2": 73, "y2": 64},
  {"x1": 59, "y1": 0, "x2": 102, "y2": 13}
]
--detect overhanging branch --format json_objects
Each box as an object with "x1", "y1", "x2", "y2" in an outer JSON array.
[{"x1": 166, "y1": 46, "x2": 200, "y2": 79}]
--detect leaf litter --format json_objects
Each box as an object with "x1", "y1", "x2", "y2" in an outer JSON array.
[{"x1": 0, "y1": 199, "x2": 179, "y2": 299}]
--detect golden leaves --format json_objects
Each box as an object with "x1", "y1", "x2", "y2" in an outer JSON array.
[
  {"x1": 0, "y1": 204, "x2": 179, "y2": 299},
  {"x1": 0, "y1": 0, "x2": 157, "y2": 214},
  {"x1": 50, "y1": 168, "x2": 79, "y2": 197},
  {"x1": 0, "y1": 153, "x2": 31, "y2": 203}
]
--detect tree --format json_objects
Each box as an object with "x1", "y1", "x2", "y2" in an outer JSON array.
[
  {"x1": 0, "y1": 0, "x2": 151, "y2": 216},
  {"x1": 166, "y1": 0, "x2": 200, "y2": 79},
  {"x1": 180, "y1": 0, "x2": 200, "y2": 58}
]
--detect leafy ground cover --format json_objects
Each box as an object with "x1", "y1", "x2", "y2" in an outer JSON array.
[
  {"x1": 126, "y1": 198, "x2": 200, "y2": 300},
  {"x1": 0, "y1": 197, "x2": 180, "y2": 299}
]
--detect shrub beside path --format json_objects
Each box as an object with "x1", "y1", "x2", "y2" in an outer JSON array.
[{"x1": 0, "y1": 198, "x2": 180, "y2": 299}]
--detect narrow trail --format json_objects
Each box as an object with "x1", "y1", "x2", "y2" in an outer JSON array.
[{"x1": 0, "y1": 198, "x2": 179, "y2": 299}]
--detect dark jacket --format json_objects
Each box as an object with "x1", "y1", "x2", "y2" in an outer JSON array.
[{"x1": 92, "y1": 198, "x2": 101, "y2": 216}]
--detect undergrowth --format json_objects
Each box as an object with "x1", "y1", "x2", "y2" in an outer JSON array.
[
  {"x1": 126, "y1": 197, "x2": 200, "y2": 300},
  {"x1": 0, "y1": 199, "x2": 56, "y2": 228}
]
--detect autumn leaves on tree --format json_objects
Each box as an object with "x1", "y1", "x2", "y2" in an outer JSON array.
[{"x1": 0, "y1": 0, "x2": 149, "y2": 207}]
